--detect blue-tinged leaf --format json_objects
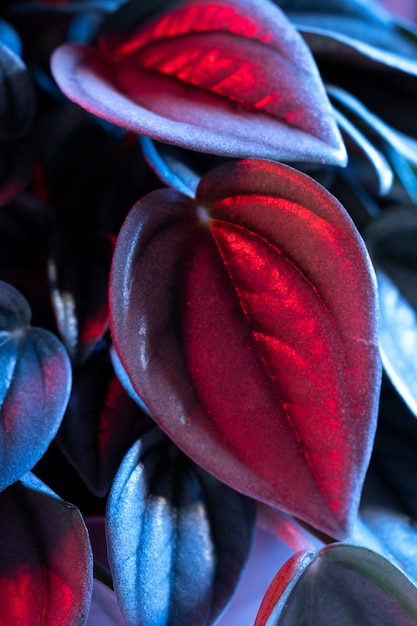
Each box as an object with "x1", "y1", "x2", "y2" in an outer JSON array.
[
  {"x1": 0, "y1": 20, "x2": 22, "y2": 57},
  {"x1": 0, "y1": 472, "x2": 93, "y2": 625},
  {"x1": 255, "y1": 543, "x2": 417, "y2": 625},
  {"x1": 106, "y1": 428, "x2": 255, "y2": 626},
  {"x1": 11, "y1": 0, "x2": 126, "y2": 13},
  {"x1": 0, "y1": 43, "x2": 36, "y2": 139},
  {"x1": 109, "y1": 344, "x2": 152, "y2": 416},
  {"x1": 87, "y1": 579, "x2": 125, "y2": 626},
  {"x1": 0, "y1": 281, "x2": 72, "y2": 492}
]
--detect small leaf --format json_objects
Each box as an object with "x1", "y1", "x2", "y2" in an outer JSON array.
[
  {"x1": 87, "y1": 579, "x2": 125, "y2": 626},
  {"x1": 48, "y1": 229, "x2": 115, "y2": 367},
  {"x1": 0, "y1": 281, "x2": 72, "y2": 492},
  {"x1": 110, "y1": 159, "x2": 381, "y2": 539},
  {"x1": 0, "y1": 472, "x2": 93, "y2": 626},
  {"x1": 254, "y1": 543, "x2": 417, "y2": 625},
  {"x1": 51, "y1": 0, "x2": 346, "y2": 165},
  {"x1": 106, "y1": 428, "x2": 255, "y2": 626},
  {"x1": 57, "y1": 343, "x2": 153, "y2": 496}
]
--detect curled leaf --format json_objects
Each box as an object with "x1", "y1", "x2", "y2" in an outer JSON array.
[
  {"x1": 110, "y1": 159, "x2": 381, "y2": 539},
  {"x1": 0, "y1": 281, "x2": 72, "y2": 492},
  {"x1": 106, "y1": 428, "x2": 255, "y2": 626},
  {"x1": 0, "y1": 472, "x2": 93, "y2": 626},
  {"x1": 51, "y1": 0, "x2": 346, "y2": 165}
]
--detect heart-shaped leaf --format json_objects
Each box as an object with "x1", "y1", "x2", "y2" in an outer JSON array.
[
  {"x1": 106, "y1": 428, "x2": 255, "y2": 626},
  {"x1": 51, "y1": 0, "x2": 346, "y2": 166},
  {"x1": 0, "y1": 280, "x2": 72, "y2": 492},
  {"x1": 48, "y1": 229, "x2": 115, "y2": 367},
  {"x1": 254, "y1": 543, "x2": 417, "y2": 625},
  {"x1": 0, "y1": 472, "x2": 93, "y2": 626},
  {"x1": 57, "y1": 343, "x2": 153, "y2": 496},
  {"x1": 110, "y1": 159, "x2": 381, "y2": 539}
]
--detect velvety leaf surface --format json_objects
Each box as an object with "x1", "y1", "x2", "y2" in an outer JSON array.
[
  {"x1": 0, "y1": 42, "x2": 36, "y2": 139},
  {"x1": 0, "y1": 472, "x2": 93, "y2": 626},
  {"x1": 48, "y1": 229, "x2": 115, "y2": 367},
  {"x1": 110, "y1": 159, "x2": 381, "y2": 539},
  {"x1": 0, "y1": 281, "x2": 72, "y2": 492},
  {"x1": 57, "y1": 343, "x2": 153, "y2": 496},
  {"x1": 106, "y1": 428, "x2": 255, "y2": 626},
  {"x1": 254, "y1": 543, "x2": 417, "y2": 625},
  {"x1": 51, "y1": 0, "x2": 346, "y2": 165}
]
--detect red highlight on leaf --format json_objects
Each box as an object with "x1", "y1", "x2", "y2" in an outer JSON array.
[
  {"x1": 51, "y1": 0, "x2": 346, "y2": 165},
  {"x1": 109, "y1": 159, "x2": 381, "y2": 540}
]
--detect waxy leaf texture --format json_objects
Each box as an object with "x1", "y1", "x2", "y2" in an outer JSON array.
[
  {"x1": 51, "y1": 0, "x2": 346, "y2": 165},
  {"x1": 0, "y1": 473, "x2": 93, "y2": 626},
  {"x1": 254, "y1": 543, "x2": 417, "y2": 625},
  {"x1": 110, "y1": 159, "x2": 381, "y2": 539},
  {"x1": 0, "y1": 281, "x2": 72, "y2": 492},
  {"x1": 106, "y1": 428, "x2": 255, "y2": 626}
]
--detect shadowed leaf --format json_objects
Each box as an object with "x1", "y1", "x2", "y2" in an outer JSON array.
[
  {"x1": 254, "y1": 543, "x2": 417, "y2": 625},
  {"x1": 0, "y1": 42, "x2": 36, "y2": 139},
  {"x1": 110, "y1": 159, "x2": 381, "y2": 539},
  {"x1": 0, "y1": 472, "x2": 93, "y2": 626},
  {"x1": 106, "y1": 428, "x2": 255, "y2": 626}
]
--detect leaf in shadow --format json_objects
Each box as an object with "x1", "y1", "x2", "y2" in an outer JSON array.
[
  {"x1": 51, "y1": 0, "x2": 346, "y2": 166},
  {"x1": 110, "y1": 159, "x2": 381, "y2": 540},
  {"x1": 0, "y1": 42, "x2": 36, "y2": 139},
  {"x1": 48, "y1": 229, "x2": 115, "y2": 367},
  {"x1": 0, "y1": 281, "x2": 72, "y2": 492},
  {"x1": 0, "y1": 472, "x2": 93, "y2": 626},
  {"x1": 57, "y1": 343, "x2": 153, "y2": 497},
  {"x1": 106, "y1": 427, "x2": 255, "y2": 626},
  {"x1": 254, "y1": 543, "x2": 417, "y2": 625}
]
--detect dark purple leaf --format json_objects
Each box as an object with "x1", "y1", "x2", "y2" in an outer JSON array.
[
  {"x1": 110, "y1": 159, "x2": 381, "y2": 539},
  {"x1": 0, "y1": 42, "x2": 36, "y2": 139},
  {"x1": 0, "y1": 472, "x2": 93, "y2": 625},
  {"x1": 51, "y1": 0, "x2": 346, "y2": 166},
  {"x1": 0, "y1": 280, "x2": 72, "y2": 492},
  {"x1": 48, "y1": 229, "x2": 115, "y2": 367},
  {"x1": 57, "y1": 343, "x2": 153, "y2": 496},
  {"x1": 254, "y1": 543, "x2": 417, "y2": 625},
  {"x1": 106, "y1": 427, "x2": 255, "y2": 626}
]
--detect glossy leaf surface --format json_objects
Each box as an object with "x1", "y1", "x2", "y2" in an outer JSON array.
[
  {"x1": 110, "y1": 159, "x2": 381, "y2": 539},
  {"x1": 0, "y1": 472, "x2": 93, "y2": 626},
  {"x1": 48, "y1": 229, "x2": 115, "y2": 367},
  {"x1": 0, "y1": 281, "x2": 72, "y2": 492},
  {"x1": 106, "y1": 428, "x2": 255, "y2": 626},
  {"x1": 51, "y1": 0, "x2": 346, "y2": 165},
  {"x1": 57, "y1": 343, "x2": 153, "y2": 496},
  {"x1": 254, "y1": 543, "x2": 417, "y2": 625}
]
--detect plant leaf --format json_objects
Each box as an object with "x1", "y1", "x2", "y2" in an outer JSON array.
[
  {"x1": 57, "y1": 343, "x2": 153, "y2": 496},
  {"x1": 0, "y1": 42, "x2": 36, "y2": 139},
  {"x1": 0, "y1": 472, "x2": 93, "y2": 626},
  {"x1": 48, "y1": 229, "x2": 115, "y2": 367},
  {"x1": 254, "y1": 543, "x2": 417, "y2": 625},
  {"x1": 51, "y1": 0, "x2": 346, "y2": 165},
  {"x1": 106, "y1": 428, "x2": 255, "y2": 626},
  {"x1": 0, "y1": 280, "x2": 72, "y2": 492},
  {"x1": 110, "y1": 158, "x2": 381, "y2": 539}
]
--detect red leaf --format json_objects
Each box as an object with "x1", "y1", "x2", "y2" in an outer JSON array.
[
  {"x1": 109, "y1": 159, "x2": 381, "y2": 539},
  {"x1": 50, "y1": 0, "x2": 346, "y2": 166},
  {"x1": 0, "y1": 473, "x2": 92, "y2": 626}
]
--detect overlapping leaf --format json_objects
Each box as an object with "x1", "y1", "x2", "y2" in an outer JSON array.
[
  {"x1": 254, "y1": 543, "x2": 417, "y2": 625},
  {"x1": 51, "y1": 0, "x2": 346, "y2": 165},
  {"x1": 110, "y1": 159, "x2": 381, "y2": 539},
  {"x1": 106, "y1": 428, "x2": 255, "y2": 626},
  {"x1": 48, "y1": 229, "x2": 115, "y2": 367},
  {"x1": 0, "y1": 472, "x2": 93, "y2": 626},
  {"x1": 0, "y1": 280, "x2": 72, "y2": 492},
  {"x1": 57, "y1": 343, "x2": 153, "y2": 496}
]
